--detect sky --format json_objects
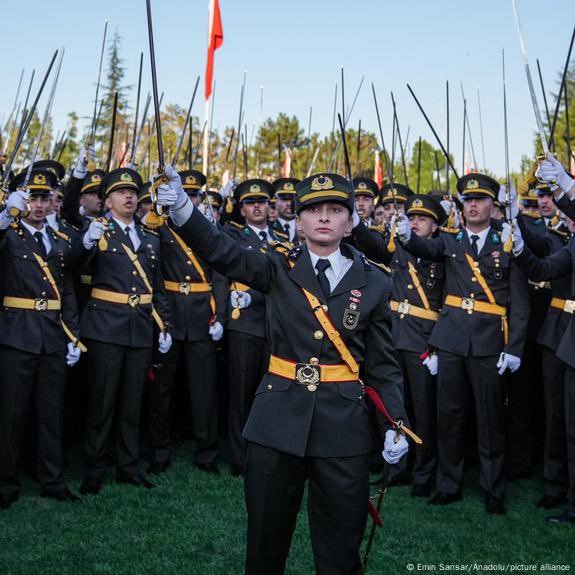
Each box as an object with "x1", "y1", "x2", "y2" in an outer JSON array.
[{"x1": 1, "y1": 0, "x2": 574, "y2": 178}]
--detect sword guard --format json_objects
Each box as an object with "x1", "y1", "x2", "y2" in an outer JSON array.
[{"x1": 150, "y1": 171, "x2": 169, "y2": 217}]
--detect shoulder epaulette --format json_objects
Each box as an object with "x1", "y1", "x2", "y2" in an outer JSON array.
[
  {"x1": 368, "y1": 225, "x2": 386, "y2": 234},
  {"x1": 140, "y1": 225, "x2": 159, "y2": 236},
  {"x1": 439, "y1": 226, "x2": 460, "y2": 234},
  {"x1": 60, "y1": 219, "x2": 80, "y2": 232},
  {"x1": 365, "y1": 255, "x2": 392, "y2": 274},
  {"x1": 275, "y1": 230, "x2": 289, "y2": 240},
  {"x1": 549, "y1": 227, "x2": 570, "y2": 239},
  {"x1": 52, "y1": 229, "x2": 70, "y2": 242},
  {"x1": 288, "y1": 244, "x2": 303, "y2": 261},
  {"x1": 270, "y1": 241, "x2": 291, "y2": 255},
  {"x1": 229, "y1": 221, "x2": 243, "y2": 230}
]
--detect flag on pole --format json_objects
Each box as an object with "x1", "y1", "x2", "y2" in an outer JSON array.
[
  {"x1": 283, "y1": 148, "x2": 291, "y2": 178},
  {"x1": 374, "y1": 150, "x2": 383, "y2": 188},
  {"x1": 205, "y1": 0, "x2": 223, "y2": 101}
]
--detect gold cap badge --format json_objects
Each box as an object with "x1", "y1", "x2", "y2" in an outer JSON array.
[{"x1": 310, "y1": 175, "x2": 333, "y2": 191}]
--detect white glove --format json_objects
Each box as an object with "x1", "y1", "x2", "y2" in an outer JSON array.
[
  {"x1": 66, "y1": 342, "x2": 81, "y2": 367},
  {"x1": 536, "y1": 151, "x2": 574, "y2": 194},
  {"x1": 82, "y1": 220, "x2": 106, "y2": 250},
  {"x1": 158, "y1": 331, "x2": 173, "y2": 354},
  {"x1": 422, "y1": 353, "x2": 438, "y2": 376},
  {"x1": 382, "y1": 428, "x2": 409, "y2": 465},
  {"x1": 73, "y1": 145, "x2": 95, "y2": 179},
  {"x1": 501, "y1": 220, "x2": 524, "y2": 256},
  {"x1": 352, "y1": 209, "x2": 361, "y2": 228},
  {"x1": 219, "y1": 179, "x2": 236, "y2": 200},
  {"x1": 209, "y1": 321, "x2": 224, "y2": 342},
  {"x1": 156, "y1": 164, "x2": 187, "y2": 209},
  {"x1": 497, "y1": 352, "x2": 521, "y2": 375},
  {"x1": 0, "y1": 190, "x2": 29, "y2": 227},
  {"x1": 440, "y1": 199, "x2": 460, "y2": 228},
  {"x1": 230, "y1": 290, "x2": 251, "y2": 310},
  {"x1": 392, "y1": 214, "x2": 411, "y2": 243},
  {"x1": 498, "y1": 182, "x2": 519, "y2": 219}
]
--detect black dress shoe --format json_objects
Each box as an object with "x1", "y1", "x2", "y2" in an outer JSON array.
[
  {"x1": 485, "y1": 495, "x2": 506, "y2": 515},
  {"x1": 546, "y1": 510, "x2": 575, "y2": 524},
  {"x1": 116, "y1": 473, "x2": 156, "y2": 489},
  {"x1": 147, "y1": 461, "x2": 171, "y2": 475},
  {"x1": 41, "y1": 488, "x2": 81, "y2": 503},
  {"x1": 411, "y1": 484, "x2": 431, "y2": 498},
  {"x1": 0, "y1": 493, "x2": 18, "y2": 510},
  {"x1": 80, "y1": 478, "x2": 102, "y2": 496},
  {"x1": 194, "y1": 462, "x2": 220, "y2": 475},
  {"x1": 536, "y1": 495, "x2": 566, "y2": 509},
  {"x1": 231, "y1": 465, "x2": 244, "y2": 477},
  {"x1": 427, "y1": 491, "x2": 462, "y2": 506}
]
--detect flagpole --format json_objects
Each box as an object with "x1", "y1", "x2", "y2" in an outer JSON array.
[{"x1": 202, "y1": 97, "x2": 210, "y2": 176}]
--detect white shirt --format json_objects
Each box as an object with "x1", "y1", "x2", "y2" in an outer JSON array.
[
  {"x1": 247, "y1": 224, "x2": 272, "y2": 243},
  {"x1": 21, "y1": 220, "x2": 52, "y2": 255},
  {"x1": 277, "y1": 217, "x2": 296, "y2": 242},
  {"x1": 465, "y1": 226, "x2": 490, "y2": 255},
  {"x1": 308, "y1": 248, "x2": 353, "y2": 292},
  {"x1": 112, "y1": 217, "x2": 141, "y2": 251}
]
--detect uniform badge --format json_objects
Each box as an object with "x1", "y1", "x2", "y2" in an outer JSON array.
[
  {"x1": 491, "y1": 251, "x2": 500, "y2": 258},
  {"x1": 351, "y1": 289, "x2": 362, "y2": 297},
  {"x1": 343, "y1": 309, "x2": 360, "y2": 330},
  {"x1": 349, "y1": 302, "x2": 357, "y2": 311}
]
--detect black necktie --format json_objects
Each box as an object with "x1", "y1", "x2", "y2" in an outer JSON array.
[
  {"x1": 470, "y1": 234, "x2": 480, "y2": 258},
  {"x1": 34, "y1": 231, "x2": 47, "y2": 259},
  {"x1": 315, "y1": 259, "x2": 331, "y2": 299},
  {"x1": 124, "y1": 225, "x2": 136, "y2": 251},
  {"x1": 284, "y1": 223, "x2": 291, "y2": 238},
  {"x1": 259, "y1": 230, "x2": 268, "y2": 245}
]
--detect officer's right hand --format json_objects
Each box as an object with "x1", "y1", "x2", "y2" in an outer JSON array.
[
  {"x1": 219, "y1": 179, "x2": 236, "y2": 200},
  {"x1": 498, "y1": 182, "x2": 519, "y2": 219},
  {"x1": 501, "y1": 220, "x2": 524, "y2": 256},
  {"x1": 73, "y1": 144, "x2": 94, "y2": 179},
  {"x1": 83, "y1": 220, "x2": 106, "y2": 250},
  {"x1": 537, "y1": 151, "x2": 574, "y2": 195},
  {"x1": 156, "y1": 164, "x2": 187, "y2": 209},
  {"x1": 392, "y1": 214, "x2": 411, "y2": 243},
  {"x1": 422, "y1": 352, "x2": 438, "y2": 375},
  {"x1": 230, "y1": 290, "x2": 251, "y2": 310}
]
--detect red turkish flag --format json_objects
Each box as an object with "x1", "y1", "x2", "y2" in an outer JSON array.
[{"x1": 205, "y1": 0, "x2": 223, "y2": 100}]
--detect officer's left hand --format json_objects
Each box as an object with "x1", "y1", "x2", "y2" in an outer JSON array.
[
  {"x1": 209, "y1": 321, "x2": 224, "y2": 342},
  {"x1": 537, "y1": 152, "x2": 574, "y2": 195},
  {"x1": 66, "y1": 342, "x2": 82, "y2": 367},
  {"x1": 158, "y1": 331, "x2": 173, "y2": 354},
  {"x1": 392, "y1": 214, "x2": 411, "y2": 243},
  {"x1": 230, "y1": 290, "x2": 251, "y2": 309},
  {"x1": 219, "y1": 179, "x2": 236, "y2": 199},
  {"x1": 382, "y1": 429, "x2": 409, "y2": 465},
  {"x1": 497, "y1": 352, "x2": 521, "y2": 375},
  {"x1": 422, "y1": 353, "x2": 438, "y2": 375},
  {"x1": 440, "y1": 199, "x2": 459, "y2": 227},
  {"x1": 156, "y1": 165, "x2": 187, "y2": 209}
]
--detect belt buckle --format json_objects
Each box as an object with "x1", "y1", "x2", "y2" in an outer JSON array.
[
  {"x1": 460, "y1": 297, "x2": 474, "y2": 314},
  {"x1": 179, "y1": 282, "x2": 191, "y2": 295},
  {"x1": 128, "y1": 293, "x2": 140, "y2": 308},
  {"x1": 295, "y1": 363, "x2": 321, "y2": 392},
  {"x1": 397, "y1": 301, "x2": 411, "y2": 315},
  {"x1": 34, "y1": 298, "x2": 48, "y2": 311},
  {"x1": 564, "y1": 299, "x2": 575, "y2": 314}
]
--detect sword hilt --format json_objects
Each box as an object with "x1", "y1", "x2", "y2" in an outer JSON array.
[{"x1": 150, "y1": 170, "x2": 169, "y2": 217}]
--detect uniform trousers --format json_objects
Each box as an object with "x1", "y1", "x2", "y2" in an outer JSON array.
[
  {"x1": 244, "y1": 441, "x2": 370, "y2": 575},
  {"x1": 0, "y1": 345, "x2": 66, "y2": 496}
]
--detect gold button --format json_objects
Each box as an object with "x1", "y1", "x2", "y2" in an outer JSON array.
[
  {"x1": 112, "y1": 248, "x2": 117, "y2": 252},
  {"x1": 186, "y1": 260, "x2": 192, "y2": 265},
  {"x1": 309, "y1": 357, "x2": 319, "y2": 365},
  {"x1": 407, "y1": 284, "x2": 413, "y2": 289},
  {"x1": 185, "y1": 276, "x2": 191, "y2": 281},
  {"x1": 42, "y1": 276, "x2": 47, "y2": 281},
  {"x1": 471, "y1": 277, "x2": 478, "y2": 282},
  {"x1": 314, "y1": 330, "x2": 323, "y2": 340},
  {"x1": 23, "y1": 255, "x2": 27, "y2": 259},
  {"x1": 132, "y1": 287, "x2": 137, "y2": 292},
  {"x1": 307, "y1": 384, "x2": 317, "y2": 392},
  {"x1": 267, "y1": 384, "x2": 272, "y2": 390},
  {"x1": 321, "y1": 305, "x2": 328, "y2": 312},
  {"x1": 41, "y1": 291, "x2": 46, "y2": 297},
  {"x1": 132, "y1": 271, "x2": 137, "y2": 276}
]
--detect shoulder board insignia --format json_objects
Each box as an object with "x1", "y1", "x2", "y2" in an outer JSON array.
[
  {"x1": 368, "y1": 225, "x2": 386, "y2": 234},
  {"x1": 550, "y1": 227, "x2": 570, "y2": 239},
  {"x1": 52, "y1": 229, "x2": 70, "y2": 242},
  {"x1": 288, "y1": 245, "x2": 303, "y2": 260},
  {"x1": 141, "y1": 226, "x2": 158, "y2": 236},
  {"x1": 275, "y1": 230, "x2": 289, "y2": 239},
  {"x1": 367, "y1": 258, "x2": 392, "y2": 273},
  {"x1": 439, "y1": 226, "x2": 460, "y2": 235},
  {"x1": 229, "y1": 221, "x2": 243, "y2": 229}
]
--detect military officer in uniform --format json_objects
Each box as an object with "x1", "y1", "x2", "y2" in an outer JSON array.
[
  {"x1": 270, "y1": 177, "x2": 300, "y2": 243},
  {"x1": 397, "y1": 173, "x2": 530, "y2": 514},
  {"x1": 352, "y1": 194, "x2": 446, "y2": 496},
  {"x1": 76, "y1": 167, "x2": 172, "y2": 495},
  {"x1": 147, "y1": 170, "x2": 227, "y2": 475},
  {"x1": 380, "y1": 182, "x2": 413, "y2": 225},
  {"x1": 0, "y1": 169, "x2": 84, "y2": 509},
  {"x1": 156, "y1": 166, "x2": 409, "y2": 574},
  {"x1": 353, "y1": 176, "x2": 378, "y2": 226},
  {"x1": 223, "y1": 179, "x2": 283, "y2": 476}
]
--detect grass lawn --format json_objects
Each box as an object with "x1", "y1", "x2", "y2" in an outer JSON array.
[{"x1": 0, "y1": 442, "x2": 573, "y2": 574}]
